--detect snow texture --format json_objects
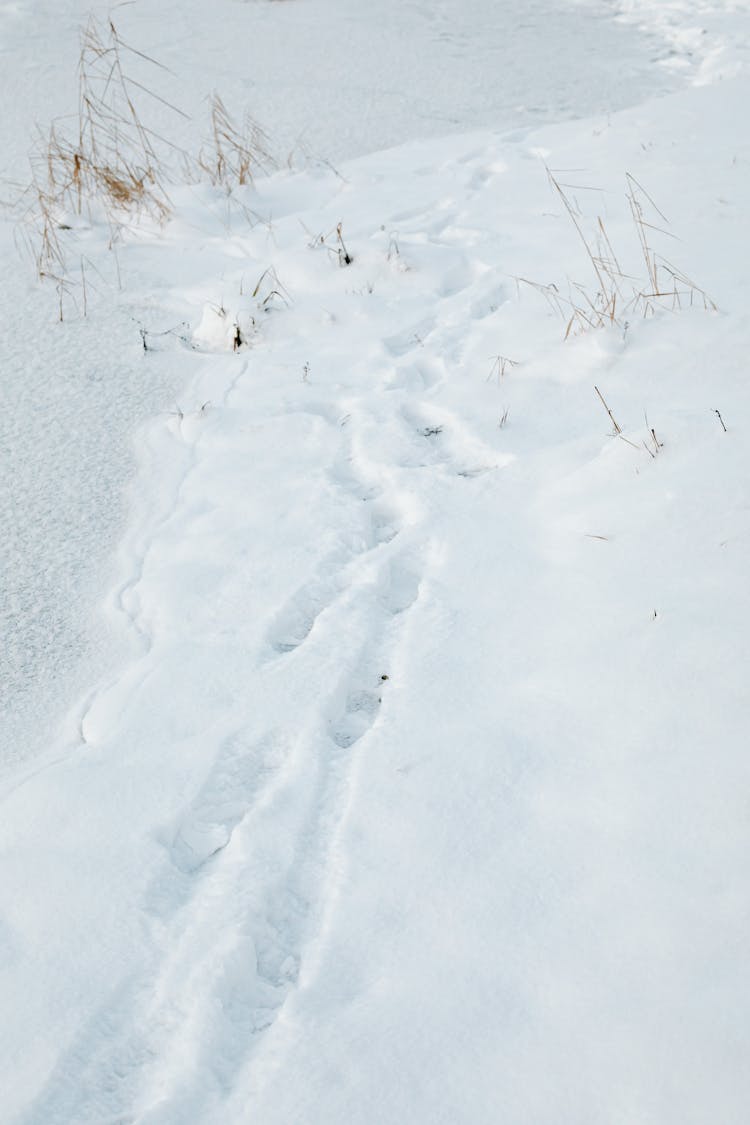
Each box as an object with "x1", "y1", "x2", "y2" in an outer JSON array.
[{"x1": 2, "y1": 1, "x2": 750, "y2": 1123}]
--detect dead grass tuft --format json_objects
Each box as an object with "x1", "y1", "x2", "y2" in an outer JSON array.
[
  {"x1": 15, "y1": 17, "x2": 185, "y2": 281},
  {"x1": 518, "y1": 168, "x2": 717, "y2": 339},
  {"x1": 13, "y1": 19, "x2": 274, "y2": 292},
  {"x1": 196, "y1": 94, "x2": 274, "y2": 189}
]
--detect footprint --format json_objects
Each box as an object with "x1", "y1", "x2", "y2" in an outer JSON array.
[
  {"x1": 400, "y1": 404, "x2": 506, "y2": 479},
  {"x1": 266, "y1": 576, "x2": 340, "y2": 655},
  {"x1": 286, "y1": 401, "x2": 342, "y2": 428},
  {"x1": 468, "y1": 166, "x2": 493, "y2": 189},
  {"x1": 370, "y1": 501, "x2": 401, "y2": 545},
  {"x1": 470, "y1": 283, "x2": 507, "y2": 319},
  {"x1": 264, "y1": 509, "x2": 402, "y2": 658},
  {"x1": 170, "y1": 729, "x2": 288, "y2": 872},
  {"x1": 330, "y1": 687, "x2": 383, "y2": 749},
  {"x1": 387, "y1": 354, "x2": 445, "y2": 393},
  {"x1": 429, "y1": 224, "x2": 482, "y2": 248},
  {"x1": 389, "y1": 202, "x2": 439, "y2": 224},
  {"x1": 381, "y1": 560, "x2": 420, "y2": 615},
  {"x1": 384, "y1": 317, "x2": 435, "y2": 356},
  {"x1": 438, "y1": 261, "x2": 476, "y2": 298},
  {"x1": 327, "y1": 558, "x2": 419, "y2": 751},
  {"x1": 467, "y1": 160, "x2": 507, "y2": 190}
]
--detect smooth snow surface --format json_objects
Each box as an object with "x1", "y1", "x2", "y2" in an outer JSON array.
[{"x1": 2, "y1": 1, "x2": 750, "y2": 1123}]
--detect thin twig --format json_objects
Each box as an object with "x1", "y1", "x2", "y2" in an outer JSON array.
[{"x1": 594, "y1": 385, "x2": 622, "y2": 434}]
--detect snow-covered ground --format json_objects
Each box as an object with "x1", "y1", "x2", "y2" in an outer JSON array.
[
  {"x1": 1, "y1": 0, "x2": 686, "y2": 769},
  {"x1": 2, "y1": 1, "x2": 750, "y2": 1122}
]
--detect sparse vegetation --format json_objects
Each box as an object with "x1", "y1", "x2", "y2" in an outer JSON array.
[
  {"x1": 251, "y1": 265, "x2": 292, "y2": 312},
  {"x1": 20, "y1": 17, "x2": 182, "y2": 282},
  {"x1": 594, "y1": 384, "x2": 622, "y2": 435},
  {"x1": 196, "y1": 93, "x2": 274, "y2": 190},
  {"x1": 487, "y1": 355, "x2": 520, "y2": 383},
  {"x1": 305, "y1": 220, "x2": 354, "y2": 266},
  {"x1": 13, "y1": 16, "x2": 274, "y2": 297},
  {"x1": 518, "y1": 168, "x2": 717, "y2": 338}
]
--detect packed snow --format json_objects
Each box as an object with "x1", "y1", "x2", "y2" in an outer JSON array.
[{"x1": 1, "y1": 1, "x2": 750, "y2": 1122}]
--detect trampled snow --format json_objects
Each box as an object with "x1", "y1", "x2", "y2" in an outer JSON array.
[
  {"x1": 0, "y1": 0, "x2": 688, "y2": 769},
  {"x1": 1, "y1": 1, "x2": 749, "y2": 1122}
]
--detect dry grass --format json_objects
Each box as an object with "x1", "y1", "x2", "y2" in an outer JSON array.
[
  {"x1": 519, "y1": 169, "x2": 717, "y2": 339},
  {"x1": 486, "y1": 355, "x2": 520, "y2": 383},
  {"x1": 251, "y1": 265, "x2": 292, "y2": 311},
  {"x1": 304, "y1": 221, "x2": 354, "y2": 266},
  {"x1": 196, "y1": 94, "x2": 274, "y2": 190},
  {"x1": 17, "y1": 17, "x2": 184, "y2": 281},
  {"x1": 594, "y1": 384, "x2": 622, "y2": 434},
  {"x1": 75, "y1": 18, "x2": 185, "y2": 217},
  {"x1": 14, "y1": 19, "x2": 274, "y2": 293}
]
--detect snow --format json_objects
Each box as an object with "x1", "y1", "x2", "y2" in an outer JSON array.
[
  {"x1": 0, "y1": 0, "x2": 685, "y2": 768},
  {"x1": 2, "y1": 1, "x2": 750, "y2": 1122}
]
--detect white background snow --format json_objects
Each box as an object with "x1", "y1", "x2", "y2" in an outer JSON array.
[{"x1": 1, "y1": 1, "x2": 749, "y2": 1122}]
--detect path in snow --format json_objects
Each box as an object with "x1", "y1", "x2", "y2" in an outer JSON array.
[
  {"x1": 5, "y1": 63, "x2": 750, "y2": 1117},
  {"x1": 5, "y1": 141, "x2": 524, "y2": 1120},
  {"x1": 0, "y1": 0, "x2": 690, "y2": 766}
]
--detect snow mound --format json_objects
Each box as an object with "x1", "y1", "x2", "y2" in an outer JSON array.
[{"x1": 192, "y1": 302, "x2": 249, "y2": 352}]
